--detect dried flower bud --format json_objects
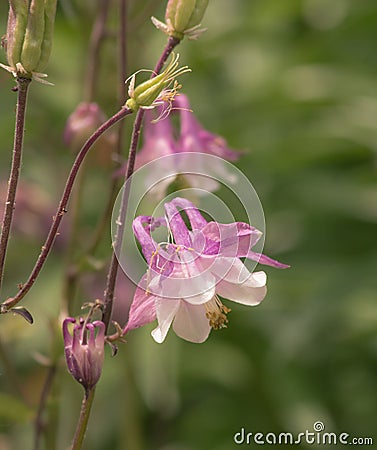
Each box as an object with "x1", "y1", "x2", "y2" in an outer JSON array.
[
  {"x1": 152, "y1": 0, "x2": 209, "y2": 40},
  {"x1": 63, "y1": 318, "x2": 105, "y2": 390}
]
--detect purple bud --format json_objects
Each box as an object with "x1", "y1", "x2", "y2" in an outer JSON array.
[
  {"x1": 63, "y1": 317, "x2": 105, "y2": 390},
  {"x1": 63, "y1": 102, "x2": 116, "y2": 165}
]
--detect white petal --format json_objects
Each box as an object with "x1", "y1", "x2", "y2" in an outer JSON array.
[
  {"x1": 159, "y1": 260, "x2": 216, "y2": 303},
  {"x1": 201, "y1": 256, "x2": 252, "y2": 284},
  {"x1": 172, "y1": 302, "x2": 211, "y2": 343},
  {"x1": 216, "y1": 271, "x2": 267, "y2": 306},
  {"x1": 151, "y1": 298, "x2": 180, "y2": 343}
]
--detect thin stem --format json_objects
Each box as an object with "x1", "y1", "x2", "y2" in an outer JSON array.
[
  {"x1": 83, "y1": 0, "x2": 128, "y2": 257},
  {"x1": 0, "y1": 107, "x2": 133, "y2": 314},
  {"x1": 0, "y1": 77, "x2": 31, "y2": 292},
  {"x1": 101, "y1": 36, "x2": 180, "y2": 332},
  {"x1": 102, "y1": 109, "x2": 143, "y2": 331},
  {"x1": 154, "y1": 36, "x2": 181, "y2": 75},
  {"x1": 34, "y1": 364, "x2": 57, "y2": 450},
  {"x1": 71, "y1": 387, "x2": 96, "y2": 450},
  {"x1": 84, "y1": 0, "x2": 111, "y2": 102}
]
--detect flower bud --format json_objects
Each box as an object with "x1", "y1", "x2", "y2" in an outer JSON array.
[
  {"x1": 6, "y1": 0, "x2": 28, "y2": 69},
  {"x1": 2, "y1": 0, "x2": 57, "y2": 81},
  {"x1": 125, "y1": 53, "x2": 190, "y2": 112},
  {"x1": 63, "y1": 102, "x2": 116, "y2": 166},
  {"x1": 63, "y1": 318, "x2": 105, "y2": 390},
  {"x1": 152, "y1": 0, "x2": 209, "y2": 40}
]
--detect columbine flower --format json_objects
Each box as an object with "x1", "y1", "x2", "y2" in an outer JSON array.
[
  {"x1": 174, "y1": 94, "x2": 242, "y2": 191},
  {"x1": 125, "y1": 197, "x2": 288, "y2": 343},
  {"x1": 63, "y1": 317, "x2": 105, "y2": 390},
  {"x1": 115, "y1": 94, "x2": 242, "y2": 197},
  {"x1": 175, "y1": 94, "x2": 240, "y2": 161}
]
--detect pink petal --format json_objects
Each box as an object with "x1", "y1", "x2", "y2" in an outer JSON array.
[
  {"x1": 247, "y1": 251, "x2": 290, "y2": 269},
  {"x1": 124, "y1": 282, "x2": 157, "y2": 334},
  {"x1": 164, "y1": 201, "x2": 192, "y2": 247},
  {"x1": 201, "y1": 221, "x2": 262, "y2": 257},
  {"x1": 173, "y1": 302, "x2": 211, "y2": 343},
  {"x1": 168, "y1": 197, "x2": 208, "y2": 231}
]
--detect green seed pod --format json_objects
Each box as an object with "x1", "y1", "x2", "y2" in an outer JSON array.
[
  {"x1": 6, "y1": 0, "x2": 28, "y2": 69},
  {"x1": 125, "y1": 54, "x2": 190, "y2": 111},
  {"x1": 186, "y1": 0, "x2": 209, "y2": 30},
  {"x1": 35, "y1": 0, "x2": 57, "y2": 72},
  {"x1": 20, "y1": 0, "x2": 46, "y2": 73}
]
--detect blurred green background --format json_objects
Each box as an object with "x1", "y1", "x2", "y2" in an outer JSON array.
[{"x1": 1, "y1": 1, "x2": 377, "y2": 449}]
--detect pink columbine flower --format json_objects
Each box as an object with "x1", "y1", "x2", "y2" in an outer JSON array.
[
  {"x1": 63, "y1": 317, "x2": 105, "y2": 390},
  {"x1": 125, "y1": 198, "x2": 288, "y2": 343},
  {"x1": 116, "y1": 94, "x2": 242, "y2": 197},
  {"x1": 174, "y1": 94, "x2": 240, "y2": 161}
]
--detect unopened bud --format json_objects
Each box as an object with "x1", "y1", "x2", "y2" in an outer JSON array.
[
  {"x1": 64, "y1": 102, "x2": 116, "y2": 166},
  {"x1": 6, "y1": 0, "x2": 28, "y2": 69},
  {"x1": 1, "y1": 0, "x2": 57, "y2": 81},
  {"x1": 152, "y1": 0, "x2": 209, "y2": 40}
]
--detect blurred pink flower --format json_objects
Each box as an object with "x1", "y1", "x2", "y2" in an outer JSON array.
[
  {"x1": 115, "y1": 94, "x2": 242, "y2": 197},
  {"x1": 64, "y1": 102, "x2": 116, "y2": 166}
]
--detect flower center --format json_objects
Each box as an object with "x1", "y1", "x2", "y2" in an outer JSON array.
[{"x1": 205, "y1": 296, "x2": 231, "y2": 330}]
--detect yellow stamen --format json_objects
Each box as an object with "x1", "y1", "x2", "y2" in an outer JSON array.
[{"x1": 205, "y1": 296, "x2": 231, "y2": 330}]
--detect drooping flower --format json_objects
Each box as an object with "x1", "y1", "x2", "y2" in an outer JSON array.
[
  {"x1": 63, "y1": 317, "x2": 105, "y2": 390},
  {"x1": 173, "y1": 94, "x2": 242, "y2": 191},
  {"x1": 125, "y1": 197, "x2": 288, "y2": 343},
  {"x1": 175, "y1": 94, "x2": 240, "y2": 161},
  {"x1": 116, "y1": 94, "x2": 242, "y2": 198}
]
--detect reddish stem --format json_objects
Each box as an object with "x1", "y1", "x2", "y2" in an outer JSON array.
[
  {"x1": 0, "y1": 77, "x2": 31, "y2": 292},
  {"x1": 101, "y1": 36, "x2": 180, "y2": 331},
  {"x1": 0, "y1": 107, "x2": 133, "y2": 314}
]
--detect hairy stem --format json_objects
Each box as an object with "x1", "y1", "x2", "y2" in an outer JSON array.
[
  {"x1": 0, "y1": 107, "x2": 133, "y2": 314},
  {"x1": 101, "y1": 36, "x2": 180, "y2": 332},
  {"x1": 0, "y1": 77, "x2": 31, "y2": 292},
  {"x1": 71, "y1": 387, "x2": 96, "y2": 450}
]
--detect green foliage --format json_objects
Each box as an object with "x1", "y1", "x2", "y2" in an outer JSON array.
[{"x1": 0, "y1": 1, "x2": 376, "y2": 449}]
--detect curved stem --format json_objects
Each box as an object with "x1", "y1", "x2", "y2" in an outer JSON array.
[
  {"x1": 101, "y1": 36, "x2": 180, "y2": 331},
  {"x1": 0, "y1": 77, "x2": 31, "y2": 292},
  {"x1": 0, "y1": 107, "x2": 133, "y2": 314},
  {"x1": 71, "y1": 387, "x2": 96, "y2": 450}
]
